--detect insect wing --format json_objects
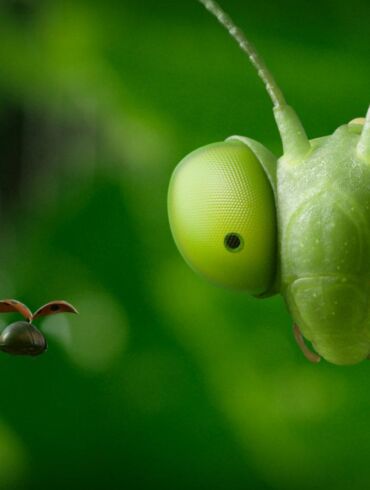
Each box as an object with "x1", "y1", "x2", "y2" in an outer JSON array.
[
  {"x1": 33, "y1": 301, "x2": 78, "y2": 320},
  {"x1": 0, "y1": 300, "x2": 32, "y2": 321}
]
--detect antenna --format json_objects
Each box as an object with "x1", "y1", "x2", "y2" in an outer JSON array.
[
  {"x1": 357, "y1": 106, "x2": 370, "y2": 162},
  {"x1": 198, "y1": 0, "x2": 285, "y2": 108},
  {"x1": 198, "y1": 0, "x2": 311, "y2": 160}
]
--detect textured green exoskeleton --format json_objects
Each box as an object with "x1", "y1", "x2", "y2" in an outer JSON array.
[{"x1": 168, "y1": 0, "x2": 370, "y2": 365}]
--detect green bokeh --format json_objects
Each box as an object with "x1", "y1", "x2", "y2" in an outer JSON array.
[{"x1": 0, "y1": 0, "x2": 369, "y2": 489}]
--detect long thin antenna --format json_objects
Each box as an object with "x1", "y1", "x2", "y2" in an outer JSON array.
[
  {"x1": 357, "y1": 106, "x2": 370, "y2": 163},
  {"x1": 198, "y1": 0, "x2": 311, "y2": 161},
  {"x1": 198, "y1": 0, "x2": 286, "y2": 108}
]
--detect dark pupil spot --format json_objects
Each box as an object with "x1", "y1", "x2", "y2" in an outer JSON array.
[
  {"x1": 224, "y1": 233, "x2": 242, "y2": 251},
  {"x1": 50, "y1": 304, "x2": 60, "y2": 311}
]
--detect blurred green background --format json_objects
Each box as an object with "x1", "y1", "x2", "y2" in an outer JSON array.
[{"x1": 0, "y1": 0, "x2": 369, "y2": 489}]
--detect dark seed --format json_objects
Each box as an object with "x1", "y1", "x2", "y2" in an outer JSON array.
[{"x1": 0, "y1": 321, "x2": 47, "y2": 356}]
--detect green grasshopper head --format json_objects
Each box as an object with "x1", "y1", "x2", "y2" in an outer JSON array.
[{"x1": 167, "y1": 0, "x2": 370, "y2": 364}]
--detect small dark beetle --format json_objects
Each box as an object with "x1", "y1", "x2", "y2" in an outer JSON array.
[{"x1": 0, "y1": 299, "x2": 78, "y2": 356}]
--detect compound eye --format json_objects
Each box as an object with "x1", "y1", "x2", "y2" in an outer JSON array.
[{"x1": 168, "y1": 140, "x2": 277, "y2": 295}]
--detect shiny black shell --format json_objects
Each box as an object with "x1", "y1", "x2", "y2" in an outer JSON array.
[{"x1": 0, "y1": 321, "x2": 47, "y2": 356}]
